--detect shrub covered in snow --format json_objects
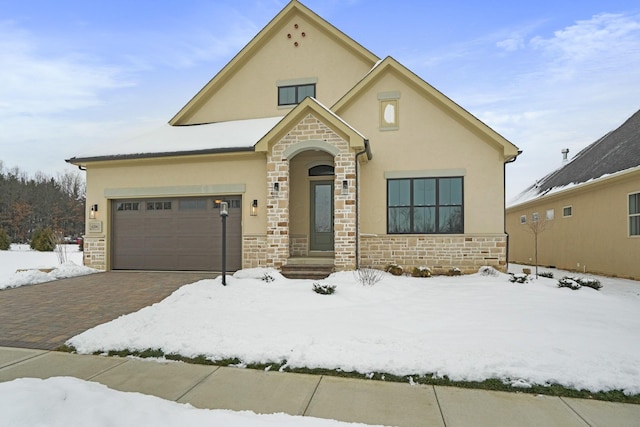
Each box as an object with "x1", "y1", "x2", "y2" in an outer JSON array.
[
  {"x1": 354, "y1": 268, "x2": 385, "y2": 286},
  {"x1": 0, "y1": 228, "x2": 10, "y2": 251},
  {"x1": 558, "y1": 276, "x2": 602, "y2": 291},
  {"x1": 447, "y1": 267, "x2": 462, "y2": 276},
  {"x1": 411, "y1": 266, "x2": 432, "y2": 278},
  {"x1": 385, "y1": 263, "x2": 403, "y2": 276},
  {"x1": 539, "y1": 271, "x2": 554, "y2": 279},
  {"x1": 509, "y1": 273, "x2": 530, "y2": 284},
  {"x1": 479, "y1": 266, "x2": 499, "y2": 277},
  {"x1": 312, "y1": 282, "x2": 336, "y2": 295},
  {"x1": 262, "y1": 272, "x2": 275, "y2": 283}
]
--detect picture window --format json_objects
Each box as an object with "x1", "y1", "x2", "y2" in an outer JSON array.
[{"x1": 387, "y1": 177, "x2": 463, "y2": 234}]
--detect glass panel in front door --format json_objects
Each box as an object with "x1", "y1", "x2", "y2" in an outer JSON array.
[{"x1": 311, "y1": 182, "x2": 334, "y2": 251}]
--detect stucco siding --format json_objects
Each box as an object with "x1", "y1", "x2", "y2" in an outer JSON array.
[
  {"x1": 182, "y1": 13, "x2": 374, "y2": 124},
  {"x1": 339, "y1": 71, "x2": 507, "y2": 235}
]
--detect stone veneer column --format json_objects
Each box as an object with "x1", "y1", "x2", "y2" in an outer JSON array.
[
  {"x1": 82, "y1": 235, "x2": 106, "y2": 270},
  {"x1": 266, "y1": 146, "x2": 290, "y2": 269},
  {"x1": 333, "y1": 151, "x2": 357, "y2": 270}
]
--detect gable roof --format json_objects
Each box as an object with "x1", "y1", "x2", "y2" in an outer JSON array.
[
  {"x1": 332, "y1": 56, "x2": 520, "y2": 162},
  {"x1": 510, "y1": 108, "x2": 640, "y2": 205},
  {"x1": 254, "y1": 96, "x2": 369, "y2": 160},
  {"x1": 169, "y1": 0, "x2": 379, "y2": 125}
]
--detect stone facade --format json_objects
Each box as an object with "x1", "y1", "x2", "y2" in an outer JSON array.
[
  {"x1": 289, "y1": 234, "x2": 308, "y2": 257},
  {"x1": 82, "y1": 235, "x2": 107, "y2": 270},
  {"x1": 266, "y1": 113, "x2": 357, "y2": 271},
  {"x1": 242, "y1": 234, "x2": 268, "y2": 268},
  {"x1": 359, "y1": 234, "x2": 508, "y2": 274}
]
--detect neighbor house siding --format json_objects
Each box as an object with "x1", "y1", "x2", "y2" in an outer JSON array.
[{"x1": 506, "y1": 171, "x2": 640, "y2": 279}]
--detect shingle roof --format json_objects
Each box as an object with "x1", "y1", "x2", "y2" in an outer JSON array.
[{"x1": 521, "y1": 108, "x2": 640, "y2": 198}]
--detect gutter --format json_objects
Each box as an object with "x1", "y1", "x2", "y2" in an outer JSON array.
[
  {"x1": 354, "y1": 139, "x2": 372, "y2": 269},
  {"x1": 65, "y1": 146, "x2": 256, "y2": 165},
  {"x1": 503, "y1": 150, "x2": 522, "y2": 272}
]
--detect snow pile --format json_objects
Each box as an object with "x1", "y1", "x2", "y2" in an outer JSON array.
[
  {"x1": 69, "y1": 268, "x2": 640, "y2": 395},
  {"x1": 0, "y1": 377, "x2": 384, "y2": 427},
  {"x1": 0, "y1": 244, "x2": 97, "y2": 290}
]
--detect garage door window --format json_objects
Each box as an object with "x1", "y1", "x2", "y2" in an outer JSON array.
[
  {"x1": 179, "y1": 199, "x2": 207, "y2": 210},
  {"x1": 116, "y1": 202, "x2": 139, "y2": 211},
  {"x1": 147, "y1": 201, "x2": 172, "y2": 211}
]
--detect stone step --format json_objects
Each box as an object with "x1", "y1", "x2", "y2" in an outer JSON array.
[{"x1": 280, "y1": 263, "x2": 334, "y2": 280}]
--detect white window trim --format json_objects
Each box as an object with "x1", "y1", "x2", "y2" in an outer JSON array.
[{"x1": 562, "y1": 205, "x2": 573, "y2": 218}]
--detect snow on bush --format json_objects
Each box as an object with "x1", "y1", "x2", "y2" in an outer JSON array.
[{"x1": 558, "y1": 276, "x2": 602, "y2": 291}]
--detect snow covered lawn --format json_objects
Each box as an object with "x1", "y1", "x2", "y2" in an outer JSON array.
[
  {"x1": 0, "y1": 244, "x2": 97, "y2": 290},
  {"x1": 0, "y1": 377, "x2": 381, "y2": 427},
  {"x1": 68, "y1": 267, "x2": 640, "y2": 396}
]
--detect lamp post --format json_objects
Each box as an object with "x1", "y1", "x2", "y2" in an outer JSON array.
[{"x1": 219, "y1": 201, "x2": 229, "y2": 286}]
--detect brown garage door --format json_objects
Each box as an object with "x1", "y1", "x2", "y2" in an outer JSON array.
[{"x1": 112, "y1": 196, "x2": 242, "y2": 271}]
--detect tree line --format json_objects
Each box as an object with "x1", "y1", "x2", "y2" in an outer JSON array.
[{"x1": 0, "y1": 162, "x2": 85, "y2": 243}]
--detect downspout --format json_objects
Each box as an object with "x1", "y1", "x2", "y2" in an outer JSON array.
[
  {"x1": 354, "y1": 140, "x2": 372, "y2": 270},
  {"x1": 503, "y1": 150, "x2": 522, "y2": 272}
]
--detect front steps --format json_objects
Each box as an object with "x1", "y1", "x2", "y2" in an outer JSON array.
[{"x1": 280, "y1": 257, "x2": 335, "y2": 280}]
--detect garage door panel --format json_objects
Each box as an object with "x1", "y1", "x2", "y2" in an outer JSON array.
[{"x1": 112, "y1": 196, "x2": 242, "y2": 271}]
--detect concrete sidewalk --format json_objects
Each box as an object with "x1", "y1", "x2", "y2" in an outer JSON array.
[{"x1": 1, "y1": 347, "x2": 639, "y2": 426}]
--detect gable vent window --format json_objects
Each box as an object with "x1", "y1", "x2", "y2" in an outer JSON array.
[{"x1": 278, "y1": 84, "x2": 315, "y2": 106}]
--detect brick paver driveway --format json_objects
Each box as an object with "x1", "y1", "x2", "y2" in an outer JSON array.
[{"x1": 0, "y1": 272, "x2": 215, "y2": 350}]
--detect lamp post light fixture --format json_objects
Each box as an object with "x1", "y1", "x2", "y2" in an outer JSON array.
[{"x1": 218, "y1": 201, "x2": 229, "y2": 286}]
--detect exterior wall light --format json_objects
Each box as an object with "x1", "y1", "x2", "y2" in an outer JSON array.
[
  {"x1": 341, "y1": 180, "x2": 348, "y2": 195},
  {"x1": 250, "y1": 199, "x2": 258, "y2": 216},
  {"x1": 90, "y1": 204, "x2": 98, "y2": 219},
  {"x1": 273, "y1": 182, "x2": 279, "y2": 193}
]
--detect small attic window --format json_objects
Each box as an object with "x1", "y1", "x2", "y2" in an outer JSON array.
[{"x1": 278, "y1": 84, "x2": 315, "y2": 106}]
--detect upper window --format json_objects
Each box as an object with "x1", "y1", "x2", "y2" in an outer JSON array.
[
  {"x1": 532, "y1": 212, "x2": 539, "y2": 222},
  {"x1": 629, "y1": 192, "x2": 640, "y2": 236},
  {"x1": 546, "y1": 209, "x2": 555, "y2": 220},
  {"x1": 387, "y1": 177, "x2": 463, "y2": 234},
  {"x1": 520, "y1": 215, "x2": 527, "y2": 224},
  {"x1": 562, "y1": 206, "x2": 572, "y2": 217},
  {"x1": 278, "y1": 84, "x2": 315, "y2": 106}
]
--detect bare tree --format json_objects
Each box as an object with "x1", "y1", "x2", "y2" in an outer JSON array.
[{"x1": 525, "y1": 214, "x2": 549, "y2": 278}]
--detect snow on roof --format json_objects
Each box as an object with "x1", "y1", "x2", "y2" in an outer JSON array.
[
  {"x1": 72, "y1": 116, "x2": 284, "y2": 161},
  {"x1": 507, "y1": 165, "x2": 640, "y2": 208}
]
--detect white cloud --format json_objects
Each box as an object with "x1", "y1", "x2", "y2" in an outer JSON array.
[
  {"x1": 531, "y1": 13, "x2": 640, "y2": 62},
  {"x1": 0, "y1": 22, "x2": 133, "y2": 117}
]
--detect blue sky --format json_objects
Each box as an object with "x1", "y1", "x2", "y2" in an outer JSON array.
[{"x1": 1, "y1": 0, "x2": 639, "y2": 199}]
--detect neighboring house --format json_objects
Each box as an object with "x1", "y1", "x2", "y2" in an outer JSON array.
[
  {"x1": 67, "y1": 0, "x2": 519, "y2": 274},
  {"x1": 506, "y1": 109, "x2": 640, "y2": 280}
]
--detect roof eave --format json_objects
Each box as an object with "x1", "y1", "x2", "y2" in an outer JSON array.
[{"x1": 66, "y1": 146, "x2": 256, "y2": 166}]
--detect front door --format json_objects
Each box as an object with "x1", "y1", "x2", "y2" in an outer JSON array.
[{"x1": 310, "y1": 181, "x2": 334, "y2": 251}]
